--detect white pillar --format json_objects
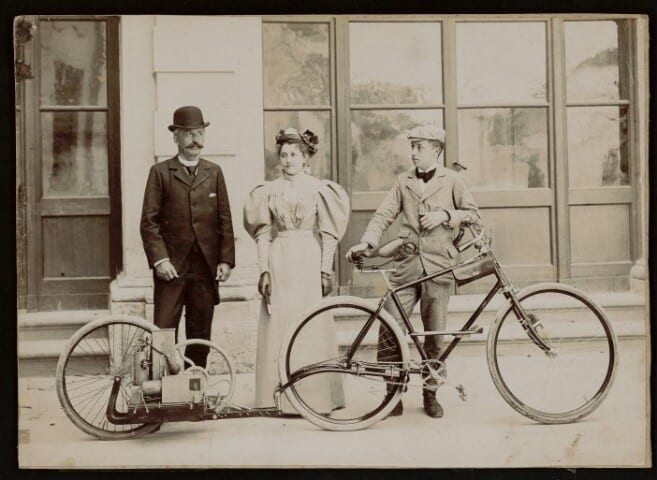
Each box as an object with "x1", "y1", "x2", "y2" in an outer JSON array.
[{"x1": 630, "y1": 16, "x2": 649, "y2": 296}]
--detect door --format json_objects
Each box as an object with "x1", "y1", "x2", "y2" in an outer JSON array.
[{"x1": 24, "y1": 16, "x2": 121, "y2": 310}]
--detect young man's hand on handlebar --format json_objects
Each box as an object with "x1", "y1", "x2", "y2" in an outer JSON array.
[{"x1": 345, "y1": 242, "x2": 370, "y2": 262}]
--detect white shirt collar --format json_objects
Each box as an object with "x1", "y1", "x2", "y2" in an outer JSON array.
[
  {"x1": 417, "y1": 164, "x2": 439, "y2": 174},
  {"x1": 177, "y1": 155, "x2": 199, "y2": 168}
]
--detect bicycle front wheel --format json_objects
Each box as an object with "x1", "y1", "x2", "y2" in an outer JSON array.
[
  {"x1": 487, "y1": 283, "x2": 617, "y2": 424},
  {"x1": 278, "y1": 296, "x2": 410, "y2": 431},
  {"x1": 55, "y1": 315, "x2": 161, "y2": 440}
]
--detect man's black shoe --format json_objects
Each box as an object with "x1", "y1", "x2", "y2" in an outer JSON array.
[
  {"x1": 423, "y1": 390, "x2": 444, "y2": 418},
  {"x1": 386, "y1": 399, "x2": 404, "y2": 418}
]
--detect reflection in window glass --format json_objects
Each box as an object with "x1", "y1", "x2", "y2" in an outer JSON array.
[
  {"x1": 567, "y1": 106, "x2": 629, "y2": 187},
  {"x1": 351, "y1": 109, "x2": 443, "y2": 191},
  {"x1": 565, "y1": 21, "x2": 627, "y2": 102},
  {"x1": 264, "y1": 111, "x2": 332, "y2": 181},
  {"x1": 263, "y1": 23, "x2": 330, "y2": 107},
  {"x1": 456, "y1": 22, "x2": 547, "y2": 104},
  {"x1": 41, "y1": 112, "x2": 109, "y2": 197},
  {"x1": 40, "y1": 20, "x2": 107, "y2": 106},
  {"x1": 349, "y1": 22, "x2": 443, "y2": 105},
  {"x1": 458, "y1": 108, "x2": 548, "y2": 189}
]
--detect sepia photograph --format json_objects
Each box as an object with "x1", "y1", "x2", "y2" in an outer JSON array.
[{"x1": 14, "y1": 11, "x2": 651, "y2": 469}]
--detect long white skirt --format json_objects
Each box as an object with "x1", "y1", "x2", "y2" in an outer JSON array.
[{"x1": 255, "y1": 230, "x2": 345, "y2": 414}]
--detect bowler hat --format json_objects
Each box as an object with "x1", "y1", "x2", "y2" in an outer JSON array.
[
  {"x1": 407, "y1": 125, "x2": 446, "y2": 144},
  {"x1": 168, "y1": 106, "x2": 210, "y2": 132}
]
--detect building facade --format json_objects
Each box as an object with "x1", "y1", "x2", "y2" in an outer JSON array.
[{"x1": 15, "y1": 15, "x2": 649, "y2": 325}]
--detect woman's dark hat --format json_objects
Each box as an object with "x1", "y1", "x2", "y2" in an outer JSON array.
[{"x1": 168, "y1": 106, "x2": 210, "y2": 132}]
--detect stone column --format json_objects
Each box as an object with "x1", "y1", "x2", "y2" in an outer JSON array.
[{"x1": 629, "y1": 16, "x2": 649, "y2": 296}]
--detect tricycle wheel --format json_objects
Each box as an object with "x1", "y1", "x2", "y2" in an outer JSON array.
[{"x1": 55, "y1": 315, "x2": 162, "y2": 440}]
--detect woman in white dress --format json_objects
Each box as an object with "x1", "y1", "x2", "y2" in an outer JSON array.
[{"x1": 244, "y1": 128, "x2": 349, "y2": 414}]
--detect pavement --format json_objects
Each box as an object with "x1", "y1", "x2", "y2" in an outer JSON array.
[{"x1": 18, "y1": 337, "x2": 649, "y2": 469}]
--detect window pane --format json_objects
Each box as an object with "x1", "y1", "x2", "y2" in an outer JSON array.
[
  {"x1": 565, "y1": 21, "x2": 628, "y2": 102},
  {"x1": 567, "y1": 106, "x2": 629, "y2": 187},
  {"x1": 351, "y1": 109, "x2": 443, "y2": 191},
  {"x1": 41, "y1": 112, "x2": 108, "y2": 197},
  {"x1": 263, "y1": 23, "x2": 330, "y2": 107},
  {"x1": 264, "y1": 111, "x2": 331, "y2": 181},
  {"x1": 349, "y1": 22, "x2": 443, "y2": 105},
  {"x1": 458, "y1": 108, "x2": 548, "y2": 189},
  {"x1": 40, "y1": 20, "x2": 107, "y2": 106},
  {"x1": 456, "y1": 22, "x2": 547, "y2": 104}
]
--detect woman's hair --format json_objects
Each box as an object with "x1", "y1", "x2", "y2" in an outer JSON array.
[{"x1": 275, "y1": 128, "x2": 319, "y2": 158}]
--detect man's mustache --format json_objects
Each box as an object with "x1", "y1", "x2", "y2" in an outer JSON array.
[{"x1": 185, "y1": 142, "x2": 204, "y2": 148}]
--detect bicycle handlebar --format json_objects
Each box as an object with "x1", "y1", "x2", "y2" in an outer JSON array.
[
  {"x1": 348, "y1": 216, "x2": 489, "y2": 268},
  {"x1": 454, "y1": 216, "x2": 488, "y2": 253}
]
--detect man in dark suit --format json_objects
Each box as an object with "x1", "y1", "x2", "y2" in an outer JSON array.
[{"x1": 140, "y1": 106, "x2": 235, "y2": 368}]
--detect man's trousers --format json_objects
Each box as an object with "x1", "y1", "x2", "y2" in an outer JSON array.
[
  {"x1": 377, "y1": 272, "x2": 451, "y2": 389},
  {"x1": 153, "y1": 243, "x2": 216, "y2": 368}
]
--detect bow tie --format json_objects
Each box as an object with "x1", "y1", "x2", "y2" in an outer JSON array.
[{"x1": 416, "y1": 168, "x2": 436, "y2": 183}]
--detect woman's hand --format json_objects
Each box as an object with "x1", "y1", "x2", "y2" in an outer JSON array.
[
  {"x1": 321, "y1": 271, "x2": 332, "y2": 297},
  {"x1": 258, "y1": 272, "x2": 271, "y2": 299}
]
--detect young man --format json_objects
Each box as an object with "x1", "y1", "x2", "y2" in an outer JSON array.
[
  {"x1": 140, "y1": 105, "x2": 235, "y2": 368},
  {"x1": 346, "y1": 125, "x2": 479, "y2": 418}
]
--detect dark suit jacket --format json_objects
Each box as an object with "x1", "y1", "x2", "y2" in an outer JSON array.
[{"x1": 140, "y1": 156, "x2": 235, "y2": 277}]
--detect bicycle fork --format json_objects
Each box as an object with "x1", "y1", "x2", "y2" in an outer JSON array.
[{"x1": 504, "y1": 287, "x2": 555, "y2": 357}]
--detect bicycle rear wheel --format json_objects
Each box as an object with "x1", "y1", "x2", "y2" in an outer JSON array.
[
  {"x1": 487, "y1": 283, "x2": 617, "y2": 424},
  {"x1": 278, "y1": 296, "x2": 410, "y2": 431},
  {"x1": 55, "y1": 315, "x2": 161, "y2": 440}
]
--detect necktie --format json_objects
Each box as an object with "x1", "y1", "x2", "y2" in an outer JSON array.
[
  {"x1": 185, "y1": 166, "x2": 196, "y2": 182},
  {"x1": 416, "y1": 168, "x2": 436, "y2": 183}
]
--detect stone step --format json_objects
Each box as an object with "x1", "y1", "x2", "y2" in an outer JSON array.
[
  {"x1": 18, "y1": 310, "x2": 110, "y2": 376},
  {"x1": 18, "y1": 310, "x2": 110, "y2": 342}
]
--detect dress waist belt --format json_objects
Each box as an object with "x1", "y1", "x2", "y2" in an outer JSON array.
[{"x1": 277, "y1": 230, "x2": 314, "y2": 238}]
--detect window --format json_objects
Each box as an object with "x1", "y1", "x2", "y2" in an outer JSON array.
[
  {"x1": 262, "y1": 21, "x2": 334, "y2": 180},
  {"x1": 261, "y1": 15, "x2": 639, "y2": 292},
  {"x1": 40, "y1": 20, "x2": 110, "y2": 198},
  {"x1": 349, "y1": 22, "x2": 444, "y2": 192},
  {"x1": 564, "y1": 20, "x2": 633, "y2": 276}
]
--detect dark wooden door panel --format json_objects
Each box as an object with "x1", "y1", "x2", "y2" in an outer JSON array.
[{"x1": 42, "y1": 216, "x2": 110, "y2": 278}]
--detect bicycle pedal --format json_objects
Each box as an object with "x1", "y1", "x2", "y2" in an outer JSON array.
[{"x1": 456, "y1": 384, "x2": 467, "y2": 402}]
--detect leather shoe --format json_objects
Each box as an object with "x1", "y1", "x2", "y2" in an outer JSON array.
[
  {"x1": 386, "y1": 399, "x2": 403, "y2": 418},
  {"x1": 423, "y1": 391, "x2": 444, "y2": 418}
]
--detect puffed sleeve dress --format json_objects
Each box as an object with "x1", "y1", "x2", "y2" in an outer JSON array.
[{"x1": 244, "y1": 174, "x2": 349, "y2": 413}]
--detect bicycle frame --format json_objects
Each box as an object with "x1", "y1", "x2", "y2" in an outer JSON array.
[{"x1": 346, "y1": 248, "x2": 553, "y2": 373}]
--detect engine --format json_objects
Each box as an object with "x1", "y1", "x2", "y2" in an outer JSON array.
[{"x1": 127, "y1": 329, "x2": 209, "y2": 408}]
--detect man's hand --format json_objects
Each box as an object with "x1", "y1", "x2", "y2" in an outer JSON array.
[
  {"x1": 258, "y1": 272, "x2": 271, "y2": 298},
  {"x1": 345, "y1": 242, "x2": 370, "y2": 263},
  {"x1": 155, "y1": 260, "x2": 179, "y2": 281},
  {"x1": 321, "y1": 272, "x2": 332, "y2": 297},
  {"x1": 419, "y1": 210, "x2": 450, "y2": 231},
  {"x1": 216, "y1": 263, "x2": 232, "y2": 282}
]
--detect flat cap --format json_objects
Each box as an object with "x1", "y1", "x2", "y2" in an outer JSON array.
[{"x1": 407, "y1": 125, "x2": 446, "y2": 144}]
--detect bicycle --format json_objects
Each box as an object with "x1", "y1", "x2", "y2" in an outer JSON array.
[{"x1": 276, "y1": 218, "x2": 618, "y2": 431}]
